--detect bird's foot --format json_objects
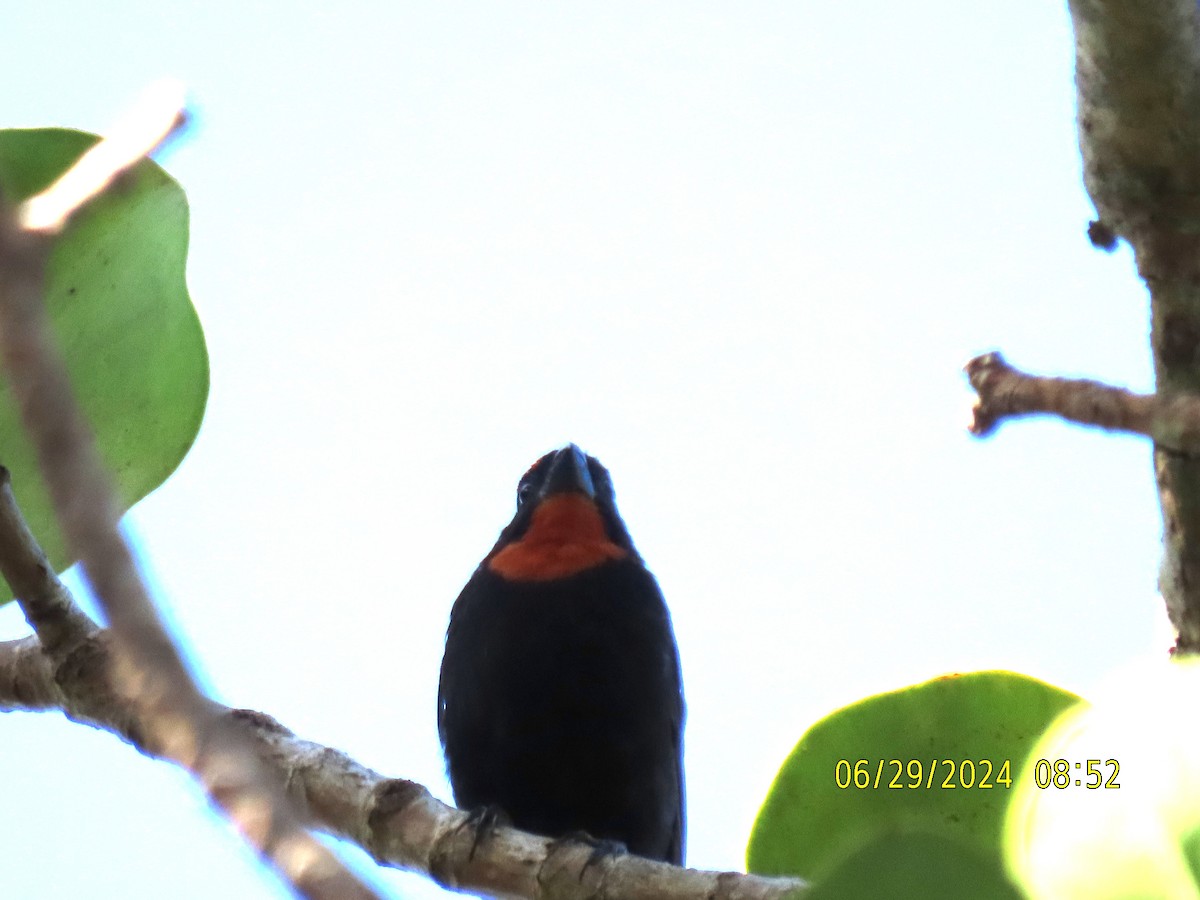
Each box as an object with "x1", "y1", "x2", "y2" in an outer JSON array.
[
  {"x1": 549, "y1": 831, "x2": 628, "y2": 879},
  {"x1": 456, "y1": 805, "x2": 512, "y2": 861}
]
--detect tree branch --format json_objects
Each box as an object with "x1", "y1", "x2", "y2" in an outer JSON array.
[
  {"x1": 965, "y1": 352, "x2": 1200, "y2": 454},
  {"x1": 0, "y1": 86, "x2": 381, "y2": 900},
  {"x1": 0, "y1": 636, "x2": 60, "y2": 709},
  {"x1": 19, "y1": 81, "x2": 189, "y2": 235},
  {"x1": 1061, "y1": 0, "x2": 1200, "y2": 651},
  {"x1": 0, "y1": 631, "x2": 805, "y2": 900},
  {"x1": 0, "y1": 467, "x2": 96, "y2": 656}
]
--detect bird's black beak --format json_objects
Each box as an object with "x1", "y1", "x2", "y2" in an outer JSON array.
[{"x1": 540, "y1": 444, "x2": 596, "y2": 500}]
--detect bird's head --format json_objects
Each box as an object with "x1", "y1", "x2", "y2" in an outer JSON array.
[{"x1": 485, "y1": 444, "x2": 638, "y2": 582}]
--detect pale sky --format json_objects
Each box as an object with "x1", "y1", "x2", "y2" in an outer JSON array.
[{"x1": 0, "y1": 3, "x2": 1164, "y2": 898}]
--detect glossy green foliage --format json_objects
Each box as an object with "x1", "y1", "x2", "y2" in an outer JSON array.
[
  {"x1": 805, "y1": 831, "x2": 1023, "y2": 900},
  {"x1": 0, "y1": 128, "x2": 207, "y2": 603},
  {"x1": 747, "y1": 670, "x2": 1078, "y2": 888}
]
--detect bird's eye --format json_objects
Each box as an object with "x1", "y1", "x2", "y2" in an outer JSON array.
[{"x1": 517, "y1": 481, "x2": 534, "y2": 506}]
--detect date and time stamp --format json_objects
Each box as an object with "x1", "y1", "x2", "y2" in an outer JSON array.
[{"x1": 834, "y1": 758, "x2": 1121, "y2": 790}]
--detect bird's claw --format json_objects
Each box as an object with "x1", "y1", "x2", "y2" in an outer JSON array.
[
  {"x1": 549, "y1": 831, "x2": 628, "y2": 879},
  {"x1": 456, "y1": 805, "x2": 511, "y2": 861}
]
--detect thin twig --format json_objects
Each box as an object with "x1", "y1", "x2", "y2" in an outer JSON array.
[
  {"x1": 0, "y1": 466, "x2": 95, "y2": 655},
  {"x1": 965, "y1": 351, "x2": 1200, "y2": 454},
  {"x1": 18, "y1": 80, "x2": 189, "y2": 235},
  {"x1": 0, "y1": 89, "x2": 381, "y2": 900}
]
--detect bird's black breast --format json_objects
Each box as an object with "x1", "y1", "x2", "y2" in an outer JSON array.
[{"x1": 438, "y1": 558, "x2": 685, "y2": 864}]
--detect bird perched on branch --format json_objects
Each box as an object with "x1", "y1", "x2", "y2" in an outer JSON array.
[{"x1": 438, "y1": 444, "x2": 686, "y2": 864}]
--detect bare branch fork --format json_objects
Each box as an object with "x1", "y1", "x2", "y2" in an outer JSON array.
[{"x1": 0, "y1": 85, "x2": 805, "y2": 899}]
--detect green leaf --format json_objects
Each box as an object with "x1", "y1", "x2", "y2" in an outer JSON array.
[
  {"x1": 0, "y1": 127, "x2": 207, "y2": 604},
  {"x1": 805, "y1": 831, "x2": 1023, "y2": 900},
  {"x1": 1005, "y1": 659, "x2": 1200, "y2": 898},
  {"x1": 747, "y1": 670, "x2": 1079, "y2": 883}
]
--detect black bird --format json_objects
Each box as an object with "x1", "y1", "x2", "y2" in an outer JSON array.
[{"x1": 438, "y1": 445, "x2": 686, "y2": 864}]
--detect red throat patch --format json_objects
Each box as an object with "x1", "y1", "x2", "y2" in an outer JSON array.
[{"x1": 488, "y1": 494, "x2": 628, "y2": 582}]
